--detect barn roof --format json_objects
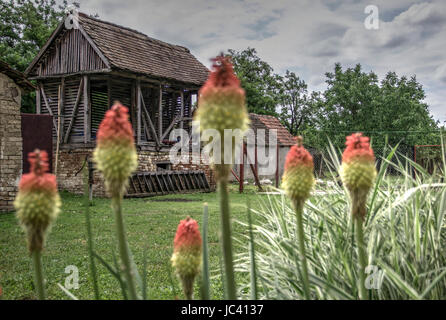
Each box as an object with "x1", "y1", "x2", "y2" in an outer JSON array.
[
  {"x1": 26, "y1": 13, "x2": 209, "y2": 86},
  {"x1": 249, "y1": 113, "x2": 296, "y2": 146},
  {"x1": 0, "y1": 60, "x2": 35, "y2": 91}
]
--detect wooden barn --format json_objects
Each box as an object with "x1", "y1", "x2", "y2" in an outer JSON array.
[{"x1": 25, "y1": 12, "x2": 214, "y2": 196}]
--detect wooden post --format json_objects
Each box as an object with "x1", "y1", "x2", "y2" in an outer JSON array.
[
  {"x1": 59, "y1": 77, "x2": 65, "y2": 143},
  {"x1": 36, "y1": 86, "x2": 41, "y2": 114},
  {"x1": 240, "y1": 142, "x2": 245, "y2": 193},
  {"x1": 159, "y1": 85, "x2": 163, "y2": 140},
  {"x1": 107, "y1": 77, "x2": 112, "y2": 108},
  {"x1": 55, "y1": 86, "x2": 62, "y2": 176},
  {"x1": 136, "y1": 79, "x2": 141, "y2": 145},
  {"x1": 64, "y1": 77, "x2": 84, "y2": 144},
  {"x1": 83, "y1": 75, "x2": 90, "y2": 143},
  {"x1": 275, "y1": 143, "x2": 279, "y2": 188},
  {"x1": 180, "y1": 91, "x2": 184, "y2": 131},
  {"x1": 255, "y1": 144, "x2": 258, "y2": 175}
]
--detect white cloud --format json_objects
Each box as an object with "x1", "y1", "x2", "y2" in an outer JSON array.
[{"x1": 68, "y1": 0, "x2": 446, "y2": 122}]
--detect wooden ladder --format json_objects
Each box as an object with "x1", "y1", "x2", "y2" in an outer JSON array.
[{"x1": 126, "y1": 170, "x2": 211, "y2": 198}]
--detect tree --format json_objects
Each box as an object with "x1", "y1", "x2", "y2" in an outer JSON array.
[
  {"x1": 0, "y1": 0, "x2": 77, "y2": 112},
  {"x1": 277, "y1": 70, "x2": 310, "y2": 136},
  {"x1": 310, "y1": 63, "x2": 439, "y2": 149},
  {"x1": 228, "y1": 48, "x2": 281, "y2": 116}
]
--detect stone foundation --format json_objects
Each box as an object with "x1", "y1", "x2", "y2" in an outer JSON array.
[
  {"x1": 0, "y1": 73, "x2": 23, "y2": 212},
  {"x1": 55, "y1": 149, "x2": 215, "y2": 197}
]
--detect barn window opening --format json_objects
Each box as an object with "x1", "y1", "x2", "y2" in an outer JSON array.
[
  {"x1": 90, "y1": 80, "x2": 108, "y2": 139},
  {"x1": 156, "y1": 162, "x2": 171, "y2": 171}
]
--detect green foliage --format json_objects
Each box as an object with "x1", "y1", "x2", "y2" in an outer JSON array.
[
  {"x1": 306, "y1": 63, "x2": 440, "y2": 149},
  {"x1": 0, "y1": 188, "x2": 256, "y2": 300},
  {"x1": 277, "y1": 70, "x2": 313, "y2": 136},
  {"x1": 235, "y1": 145, "x2": 446, "y2": 299},
  {"x1": 228, "y1": 48, "x2": 281, "y2": 116},
  {"x1": 0, "y1": 0, "x2": 76, "y2": 112}
]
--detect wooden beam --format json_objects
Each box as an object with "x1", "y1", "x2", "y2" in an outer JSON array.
[
  {"x1": 240, "y1": 142, "x2": 245, "y2": 193},
  {"x1": 140, "y1": 91, "x2": 160, "y2": 147},
  {"x1": 160, "y1": 116, "x2": 182, "y2": 142},
  {"x1": 59, "y1": 78, "x2": 65, "y2": 143},
  {"x1": 180, "y1": 91, "x2": 184, "y2": 131},
  {"x1": 40, "y1": 84, "x2": 58, "y2": 131},
  {"x1": 36, "y1": 86, "x2": 41, "y2": 114},
  {"x1": 107, "y1": 77, "x2": 111, "y2": 108},
  {"x1": 158, "y1": 85, "x2": 163, "y2": 139},
  {"x1": 77, "y1": 25, "x2": 111, "y2": 69},
  {"x1": 64, "y1": 77, "x2": 84, "y2": 144},
  {"x1": 275, "y1": 143, "x2": 279, "y2": 188},
  {"x1": 136, "y1": 79, "x2": 142, "y2": 145},
  {"x1": 83, "y1": 75, "x2": 91, "y2": 143},
  {"x1": 28, "y1": 68, "x2": 113, "y2": 80}
]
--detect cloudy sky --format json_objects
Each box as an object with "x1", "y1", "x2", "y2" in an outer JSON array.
[{"x1": 69, "y1": 0, "x2": 446, "y2": 122}]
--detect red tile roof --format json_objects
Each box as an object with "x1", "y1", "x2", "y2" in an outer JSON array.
[{"x1": 249, "y1": 113, "x2": 296, "y2": 146}]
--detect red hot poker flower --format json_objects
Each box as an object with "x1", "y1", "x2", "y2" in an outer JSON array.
[
  {"x1": 199, "y1": 55, "x2": 244, "y2": 98},
  {"x1": 93, "y1": 102, "x2": 138, "y2": 197},
  {"x1": 19, "y1": 150, "x2": 57, "y2": 194},
  {"x1": 173, "y1": 217, "x2": 202, "y2": 253},
  {"x1": 171, "y1": 217, "x2": 202, "y2": 299},
  {"x1": 96, "y1": 103, "x2": 134, "y2": 147},
  {"x1": 342, "y1": 133, "x2": 375, "y2": 164},
  {"x1": 14, "y1": 149, "x2": 60, "y2": 252},
  {"x1": 282, "y1": 137, "x2": 315, "y2": 205},
  {"x1": 284, "y1": 137, "x2": 314, "y2": 171}
]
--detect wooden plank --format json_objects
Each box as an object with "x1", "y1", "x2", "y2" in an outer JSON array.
[
  {"x1": 160, "y1": 115, "x2": 180, "y2": 141},
  {"x1": 184, "y1": 172, "x2": 193, "y2": 190},
  {"x1": 201, "y1": 172, "x2": 211, "y2": 190},
  {"x1": 150, "y1": 174, "x2": 161, "y2": 195},
  {"x1": 180, "y1": 91, "x2": 184, "y2": 131},
  {"x1": 36, "y1": 87, "x2": 41, "y2": 114},
  {"x1": 177, "y1": 172, "x2": 186, "y2": 190},
  {"x1": 240, "y1": 142, "x2": 245, "y2": 193},
  {"x1": 142, "y1": 174, "x2": 153, "y2": 193},
  {"x1": 193, "y1": 172, "x2": 202, "y2": 190},
  {"x1": 171, "y1": 174, "x2": 181, "y2": 191},
  {"x1": 83, "y1": 75, "x2": 91, "y2": 143},
  {"x1": 140, "y1": 91, "x2": 160, "y2": 146},
  {"x1": 136, "y1": 79, "x2": 141, "y2": 145},
  {"x1": 64, "y1": 77, "x2": 84, "y2": 144},
  {"x1": 167, "y1": 173, "x2": 176, "y2": 192},
  {"x1": 158, "y1": 85, "x2": 163, "y2": 140},
  {"x1": 77, "y1": 25, "x2": 111, "y2": 69},
  {"x1": 154, "y1": 173, "x2": 164, "y2": 194},
  {"x1": 135, "y1": 174, "x2": 145, "y2": 193},
  {"x1": 40, "y1": 84, "x2": 58, "y2": 131},
  {"x1": 129, "y1": 176, "x2": 138, "y2": 194},
  {"x1": 107, "y1": 77, "x2": 111, "y2": 108}
]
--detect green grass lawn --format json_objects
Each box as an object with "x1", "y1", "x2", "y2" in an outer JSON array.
[{"x1": 0, "y1": 185, "x2": 262, "y2": 300}]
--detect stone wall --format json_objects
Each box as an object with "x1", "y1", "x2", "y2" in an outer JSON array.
[
  {"x1": 0, "y1": 73, "x2": 23, "y2": 212},
  {"x1": 55, "y1": 148, "x2": 215, "y2": 197}
]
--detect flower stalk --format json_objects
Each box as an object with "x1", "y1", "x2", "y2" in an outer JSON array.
[
  {"x1": 194, "y1": 55, "x2": 249, "y2": 300},
  {"x1": 32, "y1": 250, "x2": 45, "y2": 300},
  {"x1": 14, "y1": 149, "x2": 61, "y2": 300},
  {"x1": 171, "y1": 217, "x2": 202, "y2": 299},
  {"x1": 218, "y1": 177, "x2": 237, "y2": 299},
  {"x1": 282, "y1": 136, "x2": 315, "y2": 300},
  {"x1": 93, "y1": 102, "x2": 138, "y2": 299},
  {"x1": 340, "y1": 133, "x2": 377, "y2": 300}
]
